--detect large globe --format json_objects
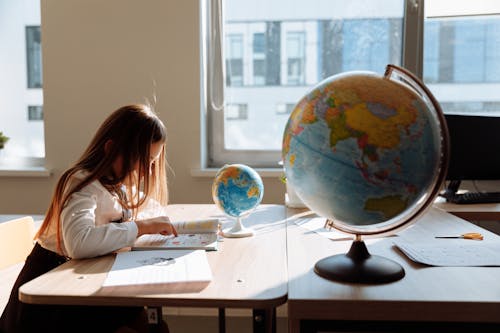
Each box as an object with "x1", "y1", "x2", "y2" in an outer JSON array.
[
  {"x1": 282, "y1": 65, "x2": 448, "y2": 237},
  {"x1": 212, "y1": 164, "x2": 264, "y2": 218}
]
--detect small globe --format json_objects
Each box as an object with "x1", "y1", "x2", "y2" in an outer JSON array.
[
  {"x1": 282, "y1": 65, "x2": 448, "y2": 237},
  {"x1": 212, "y1": 164, "x2": 264, "y2": 218}
]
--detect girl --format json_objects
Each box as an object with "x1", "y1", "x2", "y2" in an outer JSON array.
[{"x1": 0, "y1": 104, "x2": 176, "y2": 333}]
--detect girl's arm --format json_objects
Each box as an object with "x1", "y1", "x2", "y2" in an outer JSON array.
[
  {"x1": 135, "y1": 217, "x2": 178, "y2": 237},
  {"x1": 61, "y1": 191, "x2": 138, "y2": 259}
]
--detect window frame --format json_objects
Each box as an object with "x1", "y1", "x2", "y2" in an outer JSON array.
[{"x1": 203, "y1": 0, "x2": 423, "y2": 168}]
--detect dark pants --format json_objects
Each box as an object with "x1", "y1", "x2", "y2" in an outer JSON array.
[{"x1": 0, "y1": 243, "x2": 147, "y2": 333}]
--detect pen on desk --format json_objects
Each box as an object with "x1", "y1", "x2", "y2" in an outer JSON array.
[{"x1": 435, "y1": 232, "x2": 484, "y2": 240}]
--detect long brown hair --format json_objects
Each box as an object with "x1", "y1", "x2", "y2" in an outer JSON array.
[{"x1": 36, "y1": 104, "x2": 169, "y2": 253}]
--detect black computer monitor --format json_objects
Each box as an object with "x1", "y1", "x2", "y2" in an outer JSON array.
[{"x1": 444, "y1": 113, "x2": 500, "y2": 193}]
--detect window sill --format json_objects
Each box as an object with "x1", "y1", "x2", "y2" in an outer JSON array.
[
  {"x1": 190, "y1": 167, "x2": 282, "y2": 178},
  {"x1": 0, "y1": 166, "x2": 52, "y2": 177}
]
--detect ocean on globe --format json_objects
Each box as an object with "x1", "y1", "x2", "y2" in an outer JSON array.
[
  {"x1": 212, "y1": 164, "x2": 264, "y2": 218},
  {"x1": 282, "y1": 66, "x2": 447, "y2": 235}
]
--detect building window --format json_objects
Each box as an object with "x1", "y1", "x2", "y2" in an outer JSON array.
[
  {"x1": 226, "y1": 104, "x2": 248, "y2": 120},
  {"x1": 28, "y1": 105, "x2": 43, "y2": 121},
  {"x1": 286, "y1": 32, "x2": 305, "y2": 85},
  {"x1": 276, "y1": 103, "x2": 296, "y2": 115},
  {"x1": 26, "y1": 26, "x2": 43, "y2": 89},
  {"x1": 225, "y1": 34, "x2": 244, "y2": 86},
  {"x1": 253, "y1": 32, "x2": 266, "y2": 85}
]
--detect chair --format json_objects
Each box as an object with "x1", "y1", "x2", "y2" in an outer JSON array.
[
  {"x1": 0, "y1": 216, "x2": 36, "y2": 269},
  {"x1": 0, "y1": 216, "x2": 36, "y2": 313}
]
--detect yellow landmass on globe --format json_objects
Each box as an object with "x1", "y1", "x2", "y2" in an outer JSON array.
[
  {"x1": 314, "y1": 75, "x2": 420, "y2": 150},
  {"x1": 325, "y1": 109, "x2": 352, "y2": 147},
  {"x1": 219, "y1": 168, "x2": 241, "y2": 185},
  {"x1": 247, "y1": 185, "x2": 260, "y2": 198},
  {"x1": 332, "y1": 75, "x2": 418, "y2": 111},
  {"x1": 345, "y1": 103, "x2": 416, "y2": 149},
  {"x1": 364, "y1": 195, "x2": 408, "y2": 219}
]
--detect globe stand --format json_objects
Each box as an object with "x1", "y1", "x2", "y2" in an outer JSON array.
[
  {"x1": 314, "y1": 239, "x2": 405, "y2": 284},
  {"x1": 222, "y1": 217, "x2": 254, "y2": 238}
]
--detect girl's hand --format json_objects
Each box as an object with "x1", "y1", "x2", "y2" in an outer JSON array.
[{"x1": 135, "y1": 216, "x2": 178, "y2": 237}]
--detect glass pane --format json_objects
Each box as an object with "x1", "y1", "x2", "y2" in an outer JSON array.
[
  {"x1": 253, "y1": 32, "x2": 265, "y2": 54},
  {"x1": 424, "y1": 13, "x2": 500, "y2": 115},
  {"x1": 223, "y1": 0, "x2": 404, "y2": 150},
  {"x1": 0, "y1": 0, "x2": 44, "y2": 160}
]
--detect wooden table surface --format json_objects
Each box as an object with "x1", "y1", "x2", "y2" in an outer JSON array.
[
  {"x1": 19, "y1": 204, "x2": 288, "y2": 310},
  {"x1": 286, "y1": 206, "x2": 500, "y2": 332}
]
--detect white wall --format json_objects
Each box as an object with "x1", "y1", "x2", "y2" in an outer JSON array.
[{"x1": 0, "y1": 0, "x2": 285, "y2": 214}]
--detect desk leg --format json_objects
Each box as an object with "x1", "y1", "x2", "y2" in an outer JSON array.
[
  {"x1": 218, "y1": 308, "x2": 226, "y2": 333},
  {"x1": 288, "y1": 318, "x2": 300, "y2": 333},
  {"x1": 253, "y1": 308, "x2": 276, "y2": 333}
]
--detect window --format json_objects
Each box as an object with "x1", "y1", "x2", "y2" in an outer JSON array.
[
  {"x1": 275, "y1": 103, "x2": 296, "y2": 115},
  {"x1": 253, "y1": 32, "x2": 266, "y2": 85},
  {"x1": 28, "y1": 105, "x2": 43, "y2": 121},
  {"x1": 204, "y1": 0, "x2": 420, "y2": 167},
  {"x1": 0, "y1": 0, "x2": 44, "y2": 164},
  {"x1": 225, "y1": 34, "x2": 244, "y2": 86},
  {"x1": 424, "y1": 2, "x2": 500, "y2": 115},
  {"x1": 286, "y1": 31, "x2": 305, "y2": 85},
  {"x1": 226, "y1": 104, "x2": 248, "y2": 120}
]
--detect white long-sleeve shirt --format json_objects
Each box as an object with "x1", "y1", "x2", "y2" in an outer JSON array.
[{"x1": 38, "y1": 172, "x2": 138, "y2": 259}]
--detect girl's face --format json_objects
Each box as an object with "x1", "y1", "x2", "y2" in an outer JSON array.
[{"x1": 147, "y1": 141, "x2": 164, "y2": 170}]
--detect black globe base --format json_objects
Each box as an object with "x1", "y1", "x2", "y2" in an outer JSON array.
[{"x1": 314, "y1": 240, "x2": 405, "y2": 284}]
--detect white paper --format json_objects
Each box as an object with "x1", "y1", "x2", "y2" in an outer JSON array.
[
  {"x1": 294, "y1": 216, "x2": 353, "y2": 240},
  {"x1": 103, "y1": 250, "x2": 212, "y2": 287},
  {"x1": 394, "y1": 241, "x2": 500, "y2": 266}
]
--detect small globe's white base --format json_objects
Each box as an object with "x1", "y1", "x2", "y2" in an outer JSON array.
[
  {"x1": 222, "y1": 217, "x2": 254, "y2": 238},
  {"x1": 222, "y1": 226, "x2": 254, "y2": 238}
]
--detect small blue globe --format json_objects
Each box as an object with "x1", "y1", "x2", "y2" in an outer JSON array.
[{"x1": 212, "y1": 164, "x2": 264, "y2": 218}]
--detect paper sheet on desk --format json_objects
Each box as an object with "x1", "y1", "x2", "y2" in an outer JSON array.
[
  {"x1": 394, "y1": 241, "x2": 500, "y2": 266},
  {"x1": 294, "y1": 216, "x2": 351, "y2": 240},
  {"x1": 103, "y1": 250, "x2": 212, "y2": 287}
]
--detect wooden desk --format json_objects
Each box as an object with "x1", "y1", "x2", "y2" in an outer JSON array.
[
  {"x1": 19, "y1": 204, "x2": 288, "y2": 333},
  {"x1": 434, "y1": 196, "x2": 500, "y2": 221},
  {"x1": 287, "y1": 207, "x2": 500, "y2": 333}
]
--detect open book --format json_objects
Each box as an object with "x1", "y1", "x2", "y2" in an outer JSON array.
[{"x1": 133, "y1": 218, "x2": 220, "y2": 251}]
